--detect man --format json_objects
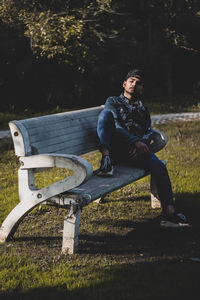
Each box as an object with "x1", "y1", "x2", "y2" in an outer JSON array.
[{"x1": 97, "y1": 69, "x2": 189, "y2": 227}]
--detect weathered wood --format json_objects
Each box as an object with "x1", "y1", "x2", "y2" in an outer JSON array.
[
  {"x1": 66, "y1": 166, "x2": 151, "y2": 203},
  {"x1": 47, "y1": 162, "x2": 164, "y2": 207},
  {"x1": 28, "y1": 123, "x2": 97, "y2": 143},
  {"x1": 27, "y1": 115, "x2": 98, "y2": 133},
  {"x1": 21, "y1": 107, "x2": 102, "y2": 129},
  {"x1": 30, "y1": 133, "x2": 98, "y2": 155},
  {"x1": 31, "y1": 129, "x2": 97, "y2": 146},
  {"x1": 9, "y1": 107, "x2": 103, "y2": 157}
]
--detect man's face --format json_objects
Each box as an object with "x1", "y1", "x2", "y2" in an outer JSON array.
[{"x1": 123, "y1": 76, "x2": 143, "y2": 96}]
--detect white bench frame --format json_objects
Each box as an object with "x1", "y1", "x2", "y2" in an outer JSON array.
[{"x1": 0, "y1": 106, "x2": 166, "y2": 254}]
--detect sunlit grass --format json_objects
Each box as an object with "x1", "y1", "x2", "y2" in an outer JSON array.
[{"x1": 0, "y1": 120, "x2": 200, "y2": 299}]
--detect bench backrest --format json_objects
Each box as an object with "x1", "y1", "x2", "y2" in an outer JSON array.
[{"x1": 9, "y1": 106, "x2": 103, "y2": 157}]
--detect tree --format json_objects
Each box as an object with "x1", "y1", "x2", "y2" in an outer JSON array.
[
  {"x1": 0, "y1": 0, "x2": 117, "y2": 72},
  {"x1": 0, "y1": 0, "x2": 199, "y2": 111}
]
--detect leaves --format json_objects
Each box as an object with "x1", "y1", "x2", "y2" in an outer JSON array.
[{"x1": 0, "y1": 0, "x2": 117, "y2": 70}]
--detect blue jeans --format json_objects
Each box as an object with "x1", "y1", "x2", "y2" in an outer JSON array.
[{"x1": 97, "y1": 109, "x2": 174, "y2": 210}]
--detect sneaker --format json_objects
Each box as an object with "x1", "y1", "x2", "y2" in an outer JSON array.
[
  {"x1": 97, "y1": 155, "x2": 114, "y2": 177},
  {"x1": 160, "y1": 213, "x2": 190, "y2": 228}
]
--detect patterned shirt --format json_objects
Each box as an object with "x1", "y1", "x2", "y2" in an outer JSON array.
[{"x1": 104, "y1": 93, "x2": 154, "y2": 147}]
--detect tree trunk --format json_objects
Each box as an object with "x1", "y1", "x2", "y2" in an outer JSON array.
[{"x1": 163, "y1": 53, "x2": 173, "y2": 95}]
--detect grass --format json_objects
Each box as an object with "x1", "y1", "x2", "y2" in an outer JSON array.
[{"x1": 0, "y1": 119, "x2": 200, "y2": 299}]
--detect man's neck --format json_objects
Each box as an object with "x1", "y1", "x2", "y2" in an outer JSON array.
[{"x1": 123, "y1": 91, "x2": 134, "y2": 101}]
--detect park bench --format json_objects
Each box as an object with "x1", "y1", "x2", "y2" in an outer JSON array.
[{"x1": 0, "y1": 106, "x2": 167, "y2": 254}]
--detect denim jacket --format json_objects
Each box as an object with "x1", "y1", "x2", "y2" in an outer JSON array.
[{"x1": 104, "y1": 94, "x2": 154, "y2": 147}]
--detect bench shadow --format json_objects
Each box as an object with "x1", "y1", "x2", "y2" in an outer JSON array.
[
  {"x1": 100, "y1": 195, "x2": 150, "y2": 203},
  {"x1": 10, "y1": 192, "x2": 200, "y2": 257},
  {"x1": 79, "y1": 220, "x2": 199, "y2": 256},
  {"x1": 79, "y1": 192, "x2": 200, "y2": 255},
  {"x1": 174, "y1": 192, "x2": 200, "y2": 224}
]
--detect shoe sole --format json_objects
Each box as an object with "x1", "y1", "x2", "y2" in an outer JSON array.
[
  {"x1": 97, "y1": 167, "x2": 114, "y2": 177},
  {"x1": 160, "y1": 221, "x2": 191, "y2": 228},
  {"x1": 97, "y1": 171, "x2": 114, "y2": 177}
]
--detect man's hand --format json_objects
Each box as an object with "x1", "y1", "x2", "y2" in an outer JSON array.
[
  {"x1": 128, "y1": 146, "x2": 137, "y2": 160},
  {"x1": 134, "y1": 141, "x2": 149, "y2": 154},
  {"x1": 129, "y1": 140, "x2": 149, "y2": 159},
  {"x1": 128, "y1": 141, "x2": 149, "y2": 161}
]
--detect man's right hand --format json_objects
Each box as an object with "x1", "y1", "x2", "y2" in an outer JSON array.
[
  {"x1": 134, "y1": 141, "x2": 149, "y2": 154},
  {"x1": 128, "y1": 140, "x2": 149, "y2": 161}
]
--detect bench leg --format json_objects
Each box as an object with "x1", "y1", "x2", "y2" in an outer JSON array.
[
  {"x1": 62, "y1": 205, "x2": 81, "y2": 254},
  {"x1": 0, "y1": 200, "x2": 42, "y2": 242},
  {"x1": 150, "y1": 175, "x2": 161, "y2": 209}
]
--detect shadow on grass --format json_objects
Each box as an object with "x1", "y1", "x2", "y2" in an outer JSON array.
[
  {"x1": 6, "y1": 192, "x2": 200, "y2": 258},
  {"x1": 78, "y1": 192, "x2": 200, "y2": 256},
  {"x1": 101, "y1": 195, "x2": 151, "y2": 203},
  {"x1": 79, "y1": 219, "x2": 199, "y2": 257},
  {"x1": 175, "y1": 192, "x2": 200, "y2": 224},
  {"x1": 1, "y1": 194, "x2": 200, "y2": 300},
  {"x1": 1, "y1": 258, "x2": 200, "y2": 300}
]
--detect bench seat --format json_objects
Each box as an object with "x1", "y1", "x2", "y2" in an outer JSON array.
[{"x1": 48, "y1": 164, "x2": 163, "y2": 206}]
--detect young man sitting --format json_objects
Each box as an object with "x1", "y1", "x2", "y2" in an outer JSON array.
[{"x1": 97, "y1": 69, "x2": 190, "y2": 228}]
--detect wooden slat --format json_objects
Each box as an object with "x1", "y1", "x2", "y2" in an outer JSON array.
[
  {"x1": 10, "y1": 106, "x2": 103, "y2": 156},
  {"x1": 20, "y1": 107, "x2": 102, "y2": 130},
  {"x1": 31, "y1": 133, "x2": 99, "y2": 155},
  {"x1": 30, "y1": 129, "x2": 97, "y2": 150},
  {"x1": 25, "y1": 115, "x2": 99, "y2": 137},
  {"x1": 31, "y1": 142, "x2": 97, "y2": 156},
  {"x1": 49, "y1": 160, "x2": 165, "y2": 206},
  {"x1": 28, "y1": 122, "x2": 97, "y2": 144},
  {"x1": 65, "y1": 165, "x2": 151, "y2": 202}
]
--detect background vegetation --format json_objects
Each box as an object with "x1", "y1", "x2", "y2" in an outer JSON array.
[{"x1": 0, "y1": 0, "x2": 200, "y2": 112}]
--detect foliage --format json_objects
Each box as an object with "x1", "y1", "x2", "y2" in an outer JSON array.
[
  {"x1": 0, "y1": 0, "x2": 199, "y2": 67},
  {"x1": 0, "y1": 0, "x2": 200, "y2": 111},
  {"x1": 0, "y1": 0, "x2": 116, "y2": 71}
]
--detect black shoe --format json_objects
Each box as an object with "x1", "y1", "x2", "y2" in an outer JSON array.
[
  {"x1": 160, "y1": 213, "x2": 190, "y2": 228},
  {"x1": 97, "y1": 155, "x2": 114, "y2": 177}
]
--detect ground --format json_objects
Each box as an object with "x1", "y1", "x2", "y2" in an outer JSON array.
[{"x1": 0, "y1": 119, "x2": 200, "y2": 300}]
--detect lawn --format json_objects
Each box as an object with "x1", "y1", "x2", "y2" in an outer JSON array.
[{"x1": 0, "y1": 118, "x2": 200, "y2": 300}]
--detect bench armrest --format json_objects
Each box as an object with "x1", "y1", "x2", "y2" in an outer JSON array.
[
  {"x1": 149, "y1": 130, "x2": 168, "y2": 153},
  {"x1": 18, "y1": 154, "x2": 93, "y2": 202}
]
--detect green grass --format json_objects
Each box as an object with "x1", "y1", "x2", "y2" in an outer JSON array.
[{"x1": 0, "y1": 120, "x2": 200, "y2": 299}]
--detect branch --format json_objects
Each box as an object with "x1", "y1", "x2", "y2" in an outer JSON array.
[{"x1": 179, "y1": 45, "x2": 200, "y2": 54}]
